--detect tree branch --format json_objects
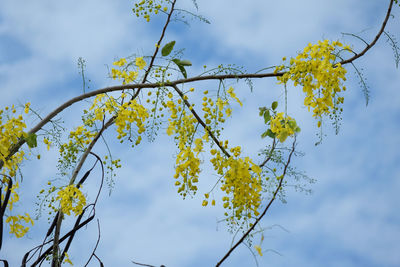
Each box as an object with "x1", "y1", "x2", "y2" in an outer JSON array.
[{"x1": 340, "y1": 0, "x2": 394, "y2": 65}]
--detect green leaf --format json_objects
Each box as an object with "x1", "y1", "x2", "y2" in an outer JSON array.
[
  {"x1": 179, "y1": 60, "x2": 192, "y2": 66},
  {"x1": 259, "y1": 107, "x2": 266, "y2": 116},
  {"x1": 266, "y1": 129, "x2": 275, "y2": 138},
  {"x1": 263, "y1": 110, "x2": 271, "y2": 124},
  {"x1": 161, "y1": 41, "x2": 175, "y2": 57},
  {"x1": 172, "y1": 59, "x2": 187, "y2": 78},
  {"x1": 177, "y1": 65, "x2": 187, "y2": 79},
  {"x1": 25, "y1": 133, "x2": 38, "y2": 148},
  {"x1": 271, "y1": 101, "x2": 278, "y2": 110},
  {"x1": 261, "y1": 131, "x2": 268, "y2": 138}
]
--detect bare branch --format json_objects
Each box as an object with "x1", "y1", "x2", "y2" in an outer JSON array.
[{"x1": 340, "y1": 0, "x2": 394, "y2": 65}]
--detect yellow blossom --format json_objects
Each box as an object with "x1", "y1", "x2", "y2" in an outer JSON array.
[
  {"x1": 113, "y1": 58, "x2": 127, "y2": 67},
  {"x1": 135, "y1": 57, "x2": 146, "y2": 70},
  {"x1": 56, "y1": 185, "x2": 86, "y2": 216},
  {"x1": 24, "y1": 103, "x2": 30, "y2": 114},
  {"x1": 254, "y1": 245, "x2": 263, "y2": 256},
  {"x1": 276, "y1": 40, "x2": 347, "y2": 119}
]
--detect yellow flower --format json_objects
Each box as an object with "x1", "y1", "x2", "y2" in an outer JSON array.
[
  {"x1": 269, "y1": 112, "x2": 300, "y2": 142},
  {"x1": 254, "y1": 245, "x2": 263, "y2": 256},
  {"x1": 63, "y1": 252, "x2": 73, "y2": 265},
  {"x1": 113, "y1": 58, "x2": 127, "y2": 67},
  {"x1": 276, "y1": 40, "x2": 347, "y2": 119},
  {"x1": 43, "y1": 138, "x2": 51, "y2": 150},
  {"x1": 56, "y1": 185, "x2": 87, "y2": 216},
  {"x1": 24, "y1": 102, "x2": 30, "y2": 114},
  {"x1": 227, "y1": 87, "x2": 242, "y2": 106},
  {"x1": 135, "y1": 57, "x2": 146, "y2": 70}
]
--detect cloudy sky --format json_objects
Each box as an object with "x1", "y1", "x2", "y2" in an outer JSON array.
[{"x1": 1, "y1": 0, "x2": 399, "y2": 266}]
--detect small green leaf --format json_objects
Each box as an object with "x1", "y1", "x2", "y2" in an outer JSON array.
[
  {"x1": 161, "y1": 41, "x2": 176, "y2": 57},
  {"x1": 263, "y1": 110, "x2": 271, "y2": 124},
  {"x1": 172, "y1": 59, "x2": 187, "y2": 78},
  {"x1": 261, "y1": 131, "x2": 268, "y2": 138},
  {"x1": 266, "y1": 129, "x2": 275, "y2": 138},
  {"x1": 25, "y1": 133, "x2": 38, "y2": 148},
  {"x1": 179, "y1": 60, "x2": 192, "y2": 66},
  {"x1": 271, "y1": 101, "x2": 278, "y2": 110},
  {"x1": 259, "y1": 107, "x2": 266, "y2": 116},
  {"x1": 178, "y1": 65, "x2": 187, "y2": 78}
]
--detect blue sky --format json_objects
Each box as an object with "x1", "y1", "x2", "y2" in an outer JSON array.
[{"x1": 1, "y1": 0, "x2": 399, "y2": 266}]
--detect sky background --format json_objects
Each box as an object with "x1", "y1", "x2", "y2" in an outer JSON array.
[{"x1": 1, "y1": 0, "x2": 399, "y2": 266}]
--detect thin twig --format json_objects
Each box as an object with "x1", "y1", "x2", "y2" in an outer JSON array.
[
  {"x1": 340, "y1": 0, "x2": 394, "y2": 65},
  {"x1": 131, "y1": 260, "x2": 158, "y2": 267},
  {"x1": 84, "y1": 219, "x2": 102, "y2": 267}
]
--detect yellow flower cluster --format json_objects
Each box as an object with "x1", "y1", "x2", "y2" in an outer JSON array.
[
  {"x1": 115, "y1": 100, "x2": 149, "y2": 142},
  {"x1": 201, "y1": 87, "x2": 241, "y2": 138},
  {"x1": 275, "y1": 40, "x2": 348, "y2": 119},
  {"x1": 56, "y1": 185, "x2": 86, "y2": 216},
  {"x1": 166, "y1": 97, "x2": 202, "y2": 196},
  {"x1": 58, "y1": 125, "x2": 97, "y2": 170},
  {"x1": 69, "y1": 126, "x2": 96, "y2": 147},
  {"x1": 0, "y1": 105, "x2": 29, "y2": 177},
  {"x1": 111, "y1": 57, "x2": 147, "y2": 84},
  {"x1": 135, "y1": 57, "x2": 147, "y2": 70},
  {"x1": 270, "y1": 112, "x2": 300, "y2": 143},
  {"x1": 89, "y1": 93, "x2": 149, "y2": 143},
  {"x1": 5, "y1": 180, "x2": 19, "y2": 211},
  {"x1": 210, "y1": 147, "x2": 263, "y2": 222},
  {"x1": 0, "y1": 104, "x2": 41, "y2": 239},
  {"x1": 132, "y1": 0, "x2": 168, "y2": 22},
  {"x1": 174, "y1": 143, "x2": 202, "y2": 196},
  {"x1": 1, "y1": 181, "x2": 34, "y2": 238},
  {"x1": 5, "y1": 213, "x2": 34, "y2": 238},
  {"x1": 165, "y1": 87, "x2": 244, "y2": 197}
]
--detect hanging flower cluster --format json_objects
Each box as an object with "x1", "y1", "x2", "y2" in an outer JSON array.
[
  {"x1": 165, "y1": 86, "x2": 246, "y2": 201},
  {"x1": 275, "y1": 40, "x2": 349, "y2": 122},
  {"x1": 1, "y1": 104, "x2": 36, "y2": 238},
  {"x1": 210, "y1": 146, "x2": 263, "y2": 223},
  {"x1": 132, "y1": 0, "x2": 169, "y2": 22},
  {"x1": 111, "y1": 57, "x2": 147, "y2": 84},
  {"x1": 166, "y1": 94, "x2": 202, "y2": 197},
  {"x1": 55, "y1": 185, "x2": 87, "y2": 216},
  {"x1": 0, "y1": 104, "x2": 29, "y2": 177},
  {"x1": 5, "y1": 213, "x2": 34, "y2": 238}
]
